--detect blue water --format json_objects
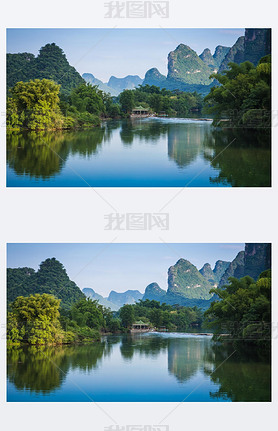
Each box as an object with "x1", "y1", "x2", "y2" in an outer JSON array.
[
  {"x1": 6, "y1": 118, "x2": 271, "y2": 187},
  {"x1": 7, "y1": 333, "x2": 271, "y2": 402}
]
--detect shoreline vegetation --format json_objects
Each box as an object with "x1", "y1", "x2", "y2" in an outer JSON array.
[
  {"x1": 6, "y1": 55, "x2": 271, "y2": 133},
  {"x1": 7, "y1": 269, "x2": 271, "y2": 350}
]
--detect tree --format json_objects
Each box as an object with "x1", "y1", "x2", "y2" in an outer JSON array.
[
  {"x1": 70, "y1": 298, "x2": 105, "y2": 330},
  {"x1": 70, "y1": 83, "x2": 105, "y2": 115},
  {"x1": 204, "y1": 55, "x2": 271, "y2": 128},
  {"x1": 10, "y1": 293, "x2": 64, "y2": 345},
  {"x1": 9, "y1": 79, "x2": 63, "y2": 130},
  {"x1": 119, "y1": 90, "x2": 135, "y2": 114},
  {"x1": 205, "y1": 271, "x2": 271, "y2": 345},
  {"x1": 149, "y1": 308, "x2": 163, "y2": 327},
  {"x1": 119, "y1": 304, "x2": 135, "y2": 328}
]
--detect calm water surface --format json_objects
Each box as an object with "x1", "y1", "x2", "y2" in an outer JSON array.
[
  {"x1": 7, "y1": 118, "x2": 271, "y2": 187},
  {"x1": 7, "y1": 333, "x2": 271, "y2": 402}
]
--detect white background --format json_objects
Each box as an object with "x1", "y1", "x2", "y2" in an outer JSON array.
[{"x1": 0, "y1": 1, "x2": 277, "y2": 430}]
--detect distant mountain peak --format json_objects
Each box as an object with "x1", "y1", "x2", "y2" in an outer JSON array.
[
  {"x1": 167, "y1": 43, "x2": 213, "y2": 85},
  {"x1": 143, "y1": 282, "x2": 167, "y2": 302},
  {"x1": 199, "y1": 262, "x2": 215, "y2": 283},
  {"x1": 107, "y1": 75, "x2": 143, "y2": 93},
  {"x1": 107, "y1": 289, "x2": 143, "y2": 307},
  {"x1": 168, "y1": 258, "x2": 213, "y2": 300}
]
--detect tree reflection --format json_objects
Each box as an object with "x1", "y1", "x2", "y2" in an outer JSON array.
[
  {"x1": 203, "y1": 128, "x2": 271, "y2": 187},
  {"x1": 203, "y1": 343, "x2": 271, "y2": 401},
  {"x1": 7, "y1": 121, "x2": 271, "y2": 187},
  {"x1": 7, "y1": 336, "x2": 271, "y2": 401},
  {"x1": 120, "y1": 334, "x2": 168, "y2": 361},
  {"x1": 7, "y1": 342, "x2": 109, "y2": 394},
  {"x1": 7, "y1": 127, "x2": 106, "y2": 179},
  {"x1": 120, "y1": 119, "x2": 168, "y2": 145}
]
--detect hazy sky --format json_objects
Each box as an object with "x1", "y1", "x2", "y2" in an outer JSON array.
[
  {"x1": 7, "y1": 243, "x2": 244, "y2": 296},
  {"x1": 6, "y1": 28, "x2": 244, "y2": 82}
]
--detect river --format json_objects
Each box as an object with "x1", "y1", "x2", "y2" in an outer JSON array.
[
  {"x1": 7, "y1": 333, "x2": 271, "y2": 402},
  {"x1": 6, "y1": 118, "x2": 271, "y2": 187}
]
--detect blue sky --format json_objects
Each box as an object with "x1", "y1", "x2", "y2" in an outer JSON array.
[
  {"x1": 7, "y1": 243, "x2": 244, "y2": 296},
  {"x1": 6, "y1": 28, "x2": 244, "y2": 82}
]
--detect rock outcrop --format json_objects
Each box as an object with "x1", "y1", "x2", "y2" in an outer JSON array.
[
  {"x1": 219, "y1": 36, "x2": 245, "y2": 72},
  {"x1": 244, "y1": 28, "x2": 271, "y2": 65},
  {"x1": 244, "y1": 243, "x2": 271, "y2": 280}
]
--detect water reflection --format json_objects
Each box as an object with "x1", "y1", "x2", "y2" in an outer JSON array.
[
  {"x1": 167, "y1": 123, "x2": 208, "y2": 168},
  {"x1": 203, "y1": 128, "x2": 271, "y2": 187},
  {"x1": 7, "y1": 119, "x2": 271, "y2": 187},
  {"x1": 7, "y1": 127, "x2": 107, "y2": 179},
  {"x1": 203, "y1": 343, "x2": 271, "y2": 401},
  {"x1": 168, "y1": 336, "x2": 212, "y2": 383},
  {"x1": 7, "y1": 334, "x2": 271, "y2": 401},
  {"x1": 7, "y1": 341, "x2": 110, "y2": 395}
]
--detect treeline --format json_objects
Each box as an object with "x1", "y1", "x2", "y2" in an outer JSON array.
[
  {"x1": 204, "y1": 55, "x2": 271, "y2": 128},
  {"x1": 119, "y1": 299, "x2": 203, "y2": 331},
  {"x1": 6, "y1": 79, "x2": 120, "y2": 131},
  {"x1": 7, "y1": 294, "x2": 204, "y2": 346},
  {"x1": 7, "y1": 295, "x2": 121, "y2": 346},
  {"x1": 119, "y1": 84, "x2": 204, "y2": 116},
  {"x1": 7, "y1": 80, "x2": 204, "y2": 132},
  {"x1": 205, "y1": 270, "x2": 271, "y2": 346},
  {"x1": 7, "y1": 269, "x2": 271, "y2": 347}
]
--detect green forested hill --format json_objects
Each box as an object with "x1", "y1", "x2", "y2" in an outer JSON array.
[
  {"x1": 7, "y1": 43, "x2": 84, "y2": 95},
  {"x1": 167, "y1": 258, "x2": 213, "y2": 300},
  {"x1": 167, "y1": 44, "x2": 212, "y2": 86},
  {"x1": 7, "y1": 258, "x2": 85, "y2": 309},
  {"x1": 143, "y1": 282, "x2": 167, "y2": 302}
]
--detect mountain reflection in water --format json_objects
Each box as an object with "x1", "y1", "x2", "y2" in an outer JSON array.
[
  {"x1": 7, "y1": 333, "x2": 271, "y2": 402},
  {"x1": 7, "y1": 119, "x2": 270, "y2": 187}
]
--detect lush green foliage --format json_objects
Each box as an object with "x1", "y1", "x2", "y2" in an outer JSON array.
[
  {"x1": 8, "y1": 294, "x2": 64, "y2": 345},
  {"x1": 62, "y1": 82, "x2": 120, "y2": 120},
  {"x1": 60, "y1": 297, "x2": 121, "y2": 341},
  {"x1": 7, "y1": 294, "x2": 120, "y2": 346},
  {"x1": 119, "y1": 90, "x2": 135, "y2": 114},
  {"x1": 7, "y1": 79, "x2": 102, "y2": 131},
  {"x1": 119, "y1": 85, "x2": 203, "y2": 116},
  {"x1": 119, "y1": 299, "x2": 203, "y2": 331},
  {"x1": 205, "y1": 55, "x2": 271, "y2": 127},
  {"x1": 7, "y1": 79, "x2": 64, "y2": 130},
  {"x1": 205, "y1": 270, "x2": 271, "y2": 345},
  {"x1": 119, "y1": 304, "x2": 135, "y2": 328},
  {"x1": 7, "y1": 78, "x2": 123, "y2": 131}
]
